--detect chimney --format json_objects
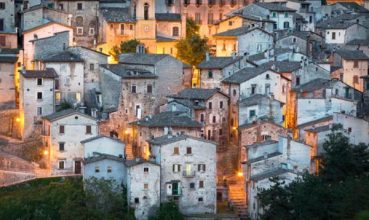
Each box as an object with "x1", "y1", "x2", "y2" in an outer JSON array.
[{"x1": 205, "y1": 52, "x2": 210, "y2": 61}]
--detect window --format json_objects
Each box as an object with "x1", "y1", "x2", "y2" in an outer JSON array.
[
  {"x1": 135, "y1": 198, "x2": 139, "y2": 203},
  {"x1": 195, "y1": 13, "x2": 201, "y2": 24},
  {"x1": 59, "y1": 142, "x2": 65, "y2": 151},
  {"x1": 265, "y1": 84, "x2": 270, "y2": 94},
  {"x1": 211, "y1": 115, "x2": 216, "y2": 123},
  {"x1": 198, "y1": 164, "x2": 206, "y2": 172},
  {"x1": 249, "y1": 110, "x2": 256, "y2": 118},
  {"x1": 77, "y1": 27, "x2": 83, "y2": 35},
  {"x1": 229, "y1": 21, "x2": 233, "y2": 26},
  {"x1": 208, "y1": 71, "x2": 213, "y2": 78},
  {"x1": 0, "y1": 36, "x2": 5, "y2": 46},
  {"x1": 332, "y1": 32, "x2": 336, "y2": 40},
  {"x1": 59, "y1": 3, "x2": 63, "y2": 10},
  {"x1": 37, "y1": 92, "x2": 42, "y2": 100},
  {"x1": 37, "y1": 107, "x2": 42, "y2": 116},
  {"x1": 196, "y1": 0, "x2": 202, "y2": 6},
  {"x1": 95, "y1": 166, "x2": 100, "y2": 173},
  {"x1": 208, "y1": 13, "x2": 214, "y2": 24},
  {"x1": 144, "y1": 183, "x2": 149, "y2": 189},
  {"x1": 353, "y1": 75, "x2": 359, "y2": 84},
  {"x1": 0, "y1": 2, "x2": 5, "y2": 9},
  {"x1": 173, "y1": 164, "x2": 181, "y2": 172},
  {"x1": 59, "y1": 125, "x2": 65, "y2": 134},
  {"x1": 144, "y1": 167, "x2": 149, "y2": 173},
  {"x1": 266, "y1": 74, "x2": 270, "y2": 80},
  {"x1": 284, "y1": 12, "x2": 288, "y2": 17},
  {"x1": 199, "y1": 180, "x2": 204, "y2": 188},
  {"x1": 219, "y1": 101, "x2": 223, "y2": 109},
  {"x1": 107, "y1": 166, "x2": 112, "y2": 173},
  {"x1": 198, "y1": 197, "x2": 203, "y2": 202},
  {"x1": 348, "y1": 127, "x2": 352, "y2": 133},
  {"x1": 354, "y1": 60, "x2": 359, "y2": 68},
  {"x1": 186, "y1": 147, "x2": 192, "y2": 155},
  {"x1": 144, "y1": 3, "x2": 149, "y2": 20},
  {"x1": 233, "y1": 89, "x2": 237, "y2": 96},
  {"x1": 77, "y1": 2, "x2": 82, "y2": 10},
  {"x1": 0, "y1": 19, "x2": 3, "y2": 31},
  {"x1": 273, "y1": 23, "x2": 277, "y2": 30},
  {"x1": 147, "y1": 84, "x2": 152, "y2": 93},
  {"x1": 76, "y1": 92, "x2": 81, "y2": 102},
  {"x1": 172, "y1": 27, "x2": 179, "y2": 37},
  {"x1": 200, "y1": 114, "x2": 204, "y2": 122},
  {"x1": 59, "y1": 161, "x2": 65, "y2": 169},
  {"x1": 283, "y1": 22, "x2": 289, "y2": 29},
  {"x1": 219, "y1": 128, "x2": 223, "y2": 136},
  {"x1": 36, "y1": 78, "x2": 42, "y2": 85},
  {"x1": 173, "y1": 147, "x2": 179, "y2": 155},
  {"x1": 89, "y1": 28, "x2": 94, "y2": 35},
  {"x1": 190, "y1": 182, "x2": 195, "y2": 189},
  {"x1": 90, "y1": 63, "x2": 94, "y2": 71},
  {"x1": 86, "y1": 125, "x2": 92, "y2": 134},
  {"x1": 272, "y1": 12, "x2": 276, "y2": 17},
  {"x1": 120, "y1": 24, "x2": 124, "y2": 35},
  {"x1": 251, "y1": 85, "x2": 256, "y2": 94},
  {"x1": 296, "y1": 76, "x2": 300, "y2": 86},
  {"x1": 208, "y1": 102, "x2": 212, "y2": 109},
  {"x1": 131, "y1": 84, "x2": 136, "y2": 93}
]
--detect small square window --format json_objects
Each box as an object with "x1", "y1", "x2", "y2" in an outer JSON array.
[
  {"x1": 147, "y1": 84, "x2": 152, "y2": 93},
  {"x1": 77, "y1": 27, "x2": 83, "y2": 35},
  {"x1": 134, "y1": 197, "x2": 139, "y2": 204},
  {"x1": 37, "y1": 78, "x2": 42, "y2": 85},
  {"x1": 37, "y1": 92, "x2": 42, "y2": 100},
  {"x1": 59, "y1": 125, "x2": 65, "y2": 134},
  {"x1": 131, "y1": 84, "x2": 137, "y2": 93},
  {"x1": 198, "y1": 197, "x2": 203, "y2": 202},
  {"x1": 186, "y1": 147, "x2": 192, "y2": 155},
  {"x1": 95, "y1": 166, "x2": 100, "y2": 173},
  {"x1": 144, "y1": 183, "x2": 149, "y2": 189},
  {"x1": 190, "y1": 182, "x2": 195, "y2": 189},
  {"x1": 59, "y1": 161, "x2": 64, "y2": 169},
  {"x1": 59, "y1": 142, "x2": 65, "y2": 151},
  {"x1": 0, "y1": 2, "x2": 5, "y2": 9},
  {"x1": 107, "y1": 166, "x2": 112, "y2": 173},
  {"x1": 144, "y1": 167, "x2": 149, "y2": 173},
  {"x1": 89, "y1": 27, "x2": 95, "y2": 36},
  {"x1": 173, "y1": 147, "x2": 179, "y2": 155},
  {"x1": 199, "y1": 180, "x2": 204, "y2": 188},
  {"x1": 86, "y1": 125, "x2": 92, "y2": 134},
  {"x1": 77, "y1": 3, "x2": 82, "y2": 10}
]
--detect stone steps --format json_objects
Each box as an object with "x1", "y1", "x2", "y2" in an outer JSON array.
[{"x1": 125, "y1": 144, "x2": 134, "y2": 160}]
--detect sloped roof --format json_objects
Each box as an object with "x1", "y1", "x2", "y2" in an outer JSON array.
[
  {"x1": 245, "y1": 152, "x2": 282, "y2": 164},
  {"x1": 168, "y1": 88, "x2": 226, "y2": 100},
  {"x1": 21, "y1": 68, "x2": 58, "y2": 78},
  {"x1": 39, "y1": 51, "x2": 84, "y2": 62},
  {"x1": 100, "y1": 7, "x2": 134, "y2": 22},
  {"x1": 119, "y1": 53, "x2": 169, "y2": 65},
  {"x1": 305, "y1": 125, "x2": 331, "y2": 133},
  {"x1": 255, "y1": 2, "x2": 296, "y2": 12},
  {"x1": 346, "y1": 39, "x2": 369, "y2": 46},
  {"x1": 316, "y1": 20, "x2": 357, "y2": 29},
  {"x1": 335, "y1": 2, "x2": 369, "y2": 13},
  {"x1": 100, "y1": 64, "x2": 157, "y2": 79},
  {"x1": 336, "y1": 49, "x2": 369, "y2": 60},
  {"x1": 132, "y1": 111, "x2": 202, "y2": 128},
  {"x1": 168, "y1": 99, "x2": 206, "y2": 110},
  {"x1": 147, "y1": 134, "x2": 217, "y2": 146},
  {"x1": 248, "y1": 48, "x2": 292, "y2": 62},
  {"x1": 124, "y1": 158, "x2": 159, "y2": 167},
  {"x1": 155, "y1": 13, "x2": 181, "y2": 21},
  {"x1": 198, "y1": 56, "x2": 242, "y2": 69},
  {"x1": 81, "y1": 135, "x2": 125, "y2": 144},
  {"x1": 238, "y1": 94, "x2": 280, "y2": 106},
  {"x1": 214, "y1": 26, "x2": 270, "y2": 37},
  {"x1": 84, "y1": 153, "x2": 125, "y2": 164},
  {"x1": 43, "y1": 109, "x2": 97, "y2": 122},
  {"x1": 292, "y1": 78, "x2": 331, "y2": 93}
]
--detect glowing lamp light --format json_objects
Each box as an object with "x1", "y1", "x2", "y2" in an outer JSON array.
[
  {"x1": 15, "y1": 117, "x2": 21, "y2": 122},
  {"x1": 237, "y1": 172, "x2": 243, "y2": 177},
  {"x1": 43, "y1": 150, "x2": 49, "y2": 155},
  {"x1": 125, "y1": 130, "x2": 129, "y2": 135},
  {"x1": 232, "y1": 126, "x2": 237, "y2": 131}
]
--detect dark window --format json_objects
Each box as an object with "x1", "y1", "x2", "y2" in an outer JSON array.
[
  {"x1": 144, "y1": 167, "x2": 149, "y2": 173},
  {"x1": 354, "y1": 75, "x2": 359, "y2": 84},
  {"x1": 199, "y1": 180, "x2": 204, "y2": 188},
  {"x1": 332, "y1": 32, "x2": 336, "y2": 40},
  {"x1": 37, "y1": 78, "x2": 42, "y2": 85},
  {"x1": 220, "y1": 101, "x2": 223, "y2": 109},
  {"x1": 348, "y1": 127, "x2": 352, "y2": 133},
  {"x1": 59, "y1": 125, "x2": 65, "y2": 134},
  {"x1": 208, "y1": 71, "x2": 213, "y2": 78},
  {"x1": 131, "y1": 84, "x2": 136, "y2": 93},
  {"x1": 283, "y1": 22, "x2": 289, "y2": 29},
  {"x1": 147, "y1": 84, "x2": 152, "y2": 93},
  {"x1": 198, "y1": 197, "x2": 203, "y2": 202},
  {"x1": 77, "y1": 3, "x2": 82, "y2": 10},
  {"x1": 144, "y1": 3, "x2": 149, "y2": 20},
  {"x1": 0, "y1": 2, "x2": 5, "y2": 9},
  {"x1": 251, "y1": 85, "x2": 256, "y2": 94},
  {"x1": 249, "y1": 110, "x2": 256, "y2": 118},
  {"x1": 200, "y1": 114, "x2": 204, "y2": 122},
  {"x1": 296, "y1": 76, "x2": 300, "y2": 86},
  {"x1": 186, "y1": 147, "x2": 192, "y2": 155},
  {"x1": 37, "y1": 92, "x2": 42, "y2": 100},
  {"x1": 0, "y1": 36, "x2": 5, "y2": 46},
  {"x1": 173, "y1": 147, "x2": 179, "y2": 155},
  {"x1": 354, "y1": 60, "x2": 359, "y2": 68},
  {"x1": 172, "y1": 27, "x2": 179, "y2": 37},
  {"x1": 59, "y1": 142, "x2": 65, "y2": 151},
  {"x1": 219, "y1": 128, "x2": 223, "y2": 135},
  {"x1": 59, "y1": 3, "x2": 63, "y2": 10},
  {"x1": 190, "y1": 182, "x2": 195, "y2": 189},
  {"x1": 59, "y1": 161, "x2": 64, "y2": 169},
  {"x1": 90, "y1": 63, "x2": 94, "y2": 70},
  {"x1": 95, "y1": 166, "x2": 100, "y2": 172},
  {"x1": 233, "y1": 89, "x2": 237, "y2": 96},
  {"x1": 208, "y1": 102, "x2": 212, "y2": 109},
  {"x1": 198, "y1": 164, "x2": 206, "y2": 172},
  {"x1": 107, "y1": 166, "x2": 112, "y2": 173},
  {"x1": 135, "y1": 198, "x2": 139, "y2": 204},
  {"x1": 86, "y1": 125, "x2": 92, "y2": 134},
  {"x1": 212, "y1": 116, "x2": 216, "y2": 123}
]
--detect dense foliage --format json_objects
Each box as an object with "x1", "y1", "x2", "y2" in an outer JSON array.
[
  {"x1": 176, "y1": 19, "x2": 209, "y2": 67},
  {"x1": 111, "y1": 39, "x2": 142, "y2": 61},
  {"x1": 0, "y1": 177, "x2": 135, "y2": 220},
  {"x1": 149, "y1": 202, "x2": 184, "y2": 220},
  {"x1": 258, "y1": 125, "x2": 369, "y2": 220}
]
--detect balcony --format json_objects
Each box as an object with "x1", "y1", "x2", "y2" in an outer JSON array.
[{"x1": 182, "y1": 170, "x2": 196, "y2": 178}]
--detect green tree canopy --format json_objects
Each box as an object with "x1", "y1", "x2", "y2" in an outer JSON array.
[
  {"x1": 110, "y1": 39, "x2": 142, "y2": 61},
  {"x1": 176, "y1": 18, "x2": 209, "y2": 67},
  {"x1": 149, "y1": 202, "x2": 184, "y2": 220},
  {"x1": 257, "y1": 125, "x2": 369, "y2": 220}
]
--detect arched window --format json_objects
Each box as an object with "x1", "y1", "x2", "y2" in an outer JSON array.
[
  {"x1": 172, "y1": 26, "x2": 179, "y2": 36},
  {"x1": 75, "y1": 16, "x2": 83, "y2": 26},
  {"x1": 144, "y1": 3, "x2": 149, "y2": 20}
]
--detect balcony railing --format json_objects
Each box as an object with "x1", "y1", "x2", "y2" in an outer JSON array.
[{"x1": 182, "y1": 170, "x2": 196, "y2": 177}]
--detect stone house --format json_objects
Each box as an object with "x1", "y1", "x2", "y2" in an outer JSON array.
[
  {"x1": 292, "y1": 61, "x2": 330, "y2": 87},
  {"x1": 148, "y1": 134, "x2": 217, "y2": 215},
  {"x1": 0, "y1": 49, "x2": 19, "y2": 110},
  {"x1": 52, "y1": 0, "x2": 99, "y2": 47},
  {"x1": 20, "y1": 68, "x2": 57, "y2": 138},
  {"x1": 344, "y1": 39, "x2": 369, "y2": 57},
  {"x1": 166, "y1": 88, "x2": 229, "y2": 144},
  {"x1": 235, "y1": 3, "x2": 297, "y2": 31},
  {"x1": 295, "y1": 115, "x2": 333, "y2": 142},
  {"x1": 22, "y1": 22, "x2": 73, "y2": 69},
  {"x1": 197, "y1": 55, "x2": 252, "y2": 89},
  {"x1": 331, "y1": 49, "x2": 369, "y2": 92},
  {"x1": 285, "y1": 0, "x2": 316, "y2": 31},
  {"x1": 125, "y1": 158, "x2": 161, "y2": 220},
  {"x1": 82, "y1": 135, "x2": 125, "y2": 158},
  {"x1": 0, "y1": 0, "x2": 18, "y2": 49},
  {"x1": 213, "y1": 27, "x2": 273, "y2": 57},
  {"x1": 98, "y1": 64, "x2": 158, "y2": 142},
  {"x1": 248, "y1": 48, "x2": 307, "y2": 65},
  {"x1": 131, "y1": 111, "x2": 203, "y2": 158},
  {"x1": 242, "y1": 136, "x2": 311, "y2": 219},
  {"x1": 42, "y1": 109, "x2": 98, "y2": 175}
]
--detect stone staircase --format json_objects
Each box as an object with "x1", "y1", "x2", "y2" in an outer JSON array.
[
  {"x1": 125, "y1": 144, "x2": 134, "y2": 160},
  {"x1": 228, "y1": 176, "x2": 248, "y2": 219}
]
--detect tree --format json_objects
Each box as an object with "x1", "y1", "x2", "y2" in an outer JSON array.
[
  {"x1": 149, "y1": 202, "x2": 184, "y2": 220},
  {"x1": 176, "y1": 19, "x2": 209, "y2": 67},
  {"x1": 257, "y1": 125, "x2": 369, "y2": 220},
  {"x1": 110, "y1": 39, "x2": 142, "y2": 61}
]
